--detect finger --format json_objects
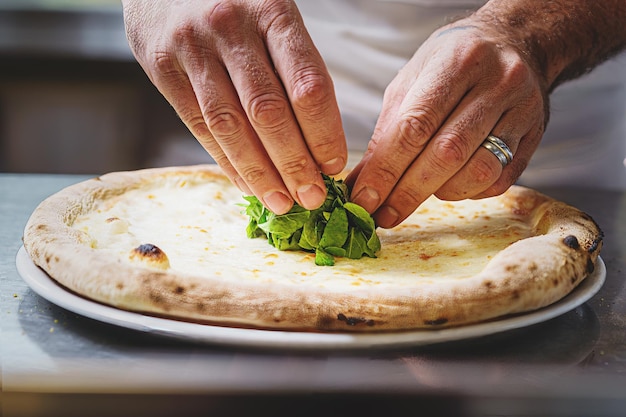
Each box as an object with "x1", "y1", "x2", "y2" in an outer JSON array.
[
  {"x1": 140, "y1": 19, "x2": 286, "y2": 206},
  {"x1": 437, "y1": 96, "x2": 545, "y2": 201},
  {"x1": 434, "y1": 125, "x2": 521, "y2": 201},
  {"x1": 371, "y1": 88, "x2": 506, "y2": 228},
  {"x1": 183, "y1": 53, "x2": 302, "y2": 214},
  {"x1": 214, "y1": 34, "x2": 327, "y2": 210},
  {"x1": 345, "y1": 76, "x2": 409, "y2": 187},
  {"x1": 473, "y1": 124, "x2": 543, "y2": 199},
  {"x1": 265, "y1": 8, "x2": 348, "y2": 176},
  {"x1": 147, "y1": 51, "x2": 257, "y2": 198},
  {"x1": 349, "y1": 57, "x2": 475, "y2": 215},
  {"x1": 155, "y1": 26, "x2": 296, "y2": 214},
  {"x1": 228, "y1": 50, "x2": 328, "y2": 210},
  {"x1": 344, "y1": 71, "x2": 414, "y2": 183}
]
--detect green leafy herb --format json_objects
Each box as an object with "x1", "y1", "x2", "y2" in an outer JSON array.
[{"x1": 242, "y1": 175, "x2": 381, "y2": 266}]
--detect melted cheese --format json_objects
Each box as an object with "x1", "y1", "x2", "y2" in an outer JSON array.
[{"x1": 72, "y1": 178, "x2": 532, "y2": 291}]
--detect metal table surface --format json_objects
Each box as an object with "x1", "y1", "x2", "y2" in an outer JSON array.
[{"x1": 2, "y1": 173, "x2": 625, "y2": 417}]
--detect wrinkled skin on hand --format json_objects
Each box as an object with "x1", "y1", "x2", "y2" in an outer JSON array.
[
  {"x1": 346, "y1": 20, "x2": 549, "y2": 228},
  {"x1": 124, "y1": 0, "x2": 625, "y2": 228},
  {"x1": 122, "y1": 0, "x2": 347, "y2": 215}
]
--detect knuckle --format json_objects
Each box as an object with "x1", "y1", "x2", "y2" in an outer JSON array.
[
  {"x1": 240, "y1": 165, "x2": 269, "y2": 186},
  {"x1": 211, "y1": 152, "x2": 231, "y2": 168},
  {"x1": 468, "y1": 157, "x2": 501, "y2": 185},
  {"x1": 307, "y1": 136, "x2": 343, "y2": 159},
  {"x1": 372, "y1": 165, "x2": 402, "y2": 188},
  {"x1": 278, "y1": 156, "x2": 309, "y2": 175},
  {"x1": 170, "y1": 18, "x2": 205, "y2": 49},
  {"x1": 187, "y1": 114, "x2": 212, "y2": 138},
  {"x1": 430, "y1": 134, "x2": 471, "y2": 170},
  {"x1": 203, "y1": 2, "x2": 243, "y2": 32},
  {"x1": 501, "y1": 58, "x2": 533, "y2": 89},
  {"x1": 203, "y1": 104, "x2": 244, "y2": 139},
  {"x1": 458, "y1": 37, "x2": 487, "y2": 66},
  {"x1": 390, "y1": 185, "x2": 421, "y2": 208},
  {"x1": 151, "y1": 50, "x2": 181, "y2": 80},
  {"x1": 289, "y1": 69, "x2": 333, "y2": 115},
  {"x1": 248, "y1": 93, "x2": 289, "y2": 129},
  {"x1": 397, "y1": 111, "x2": 436, "y2": 154},
  {"x1": 174, "y1": 103, "x2": 211, "y2": 140},
  {"x1": 259, "y1": 0, "x2": 299, "y2": 32}
]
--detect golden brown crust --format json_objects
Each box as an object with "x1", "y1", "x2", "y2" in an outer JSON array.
[{"x1": 23, "y1": 165, "x2": 603, "y2": 332}]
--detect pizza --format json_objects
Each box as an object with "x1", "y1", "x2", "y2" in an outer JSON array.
[{"x1": 22, "y1": 164, "x2": 603, "y2": 332}]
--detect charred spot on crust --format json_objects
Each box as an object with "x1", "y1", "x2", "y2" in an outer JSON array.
[
  {"x1": 133, "y1": 243, "x2": 164, "y2": 258},
  {"x1": 337, "y1": 313, "x2": 375, "y2": 327},
  {"x1": 130, "y1": 243, "x2": 170, "y2": 269},
  {"x1": 587, "y1": 258, "x2": 595, "y2": 274},
  {"x1": 424, "y1": 318, "x2": 448, "y2": 326},
  {"x1": 588, "y1": 237, "x2": 602, "y2": 254},
  {"x1": 483, "y1": 280, "x2": 495, "y2": 289},
  {"x1": 174, "y1": 286, "x2": 185, "y2": 294},
  {"x1": 563, "y1": 235, "x2": 580, "y2": 250}
]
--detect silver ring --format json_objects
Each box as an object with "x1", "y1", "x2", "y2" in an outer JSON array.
[{"x1": 481, "y1": 134, "x2": 513, "y2": 168}]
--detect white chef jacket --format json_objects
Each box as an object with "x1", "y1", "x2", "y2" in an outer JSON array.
[{"x1": 296, "y1": 0, "x2": 626, "y2": 190}]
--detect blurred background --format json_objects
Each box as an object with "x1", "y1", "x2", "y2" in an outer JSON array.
[{"x1": 0, "y1": 0, "x2": 212, "y2": 174}]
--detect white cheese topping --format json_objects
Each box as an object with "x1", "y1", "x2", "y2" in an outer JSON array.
[{"x1": 72, "y1": 178, "x2": 531, "y2": 291}]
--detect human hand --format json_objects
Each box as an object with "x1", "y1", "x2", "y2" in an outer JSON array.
[
  {"x1": 122, "y1": 0, "x2": 347, "y2": 214},
  {"x1": 347, "y1": 18, "x2": 549, "y2": 228}
]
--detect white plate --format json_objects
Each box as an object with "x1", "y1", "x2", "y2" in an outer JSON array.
[{"x1": 16, "y1": 246, "x2": 606, "y2": 350}]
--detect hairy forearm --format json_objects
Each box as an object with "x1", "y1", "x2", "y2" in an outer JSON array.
[{"x1": 474, "y1": 0, "x2": 626, "y2": 91}]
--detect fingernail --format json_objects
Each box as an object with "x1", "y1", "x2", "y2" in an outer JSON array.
[
  {"x1": 321, "y1": 157, "x2": 345, "y2": 175},
  {"x1": 352, "y1": 187, "x2": 380, "y2": 213},
  {"x1": 376, "y1": 205, "x2": 400, "y2": 228},
  {"x1": 262, "y1": 191, "x2": 293, "y2": 214},
  {"x1": 296, "y1": 184, "x2": 326, "y2": 209}
]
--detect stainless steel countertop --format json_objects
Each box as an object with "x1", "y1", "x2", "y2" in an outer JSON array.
[{"x1": 2, "y1": 173, "x2": 625, "y2": 417}]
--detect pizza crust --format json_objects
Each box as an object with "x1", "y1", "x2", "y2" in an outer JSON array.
[{"x1": 23, "y1": 165, "x2": 603, "y2": 332}]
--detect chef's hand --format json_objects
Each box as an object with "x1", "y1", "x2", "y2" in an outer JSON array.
[
  {"x1": 347, "y1": 15, "x2": 549, "y2": 228},
  {"x1": 122, "y1": 0, "x2": 347, "y2": 214}
]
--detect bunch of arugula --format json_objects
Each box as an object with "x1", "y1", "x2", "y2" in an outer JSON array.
[{"x1": 243, "y1": 175, "x2": 381, "y2": 266}]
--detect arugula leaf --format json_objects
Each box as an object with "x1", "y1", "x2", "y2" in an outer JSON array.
[
  {"x1": 343, "y1": 228, "x2": 369, "y2": 259},
  {"x1": 315, "y1": 248, "x2": 336, "y2": 266},
  {"x1": 242, "y1": 196, "x2": 267, "y2": 238},
  {"x1": 344, "y1": 202, "x2": 375, "y2": 233},
  {"x1": 258, "y1": 205, "x2": 310, "y2": 238},
  {"x1": 318, "y1": 207, "x2": 349, "y2": 249},
  {"x1": 325, "y1": 246, "x2": 347, "y2": 258},
  {"x1": 242, "y1": 174, "x2": 380, "y2": 266}
]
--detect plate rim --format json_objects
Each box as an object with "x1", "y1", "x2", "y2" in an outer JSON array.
[{"x1": 15, "y1": 246, "x2": 606, "y2": 350}]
